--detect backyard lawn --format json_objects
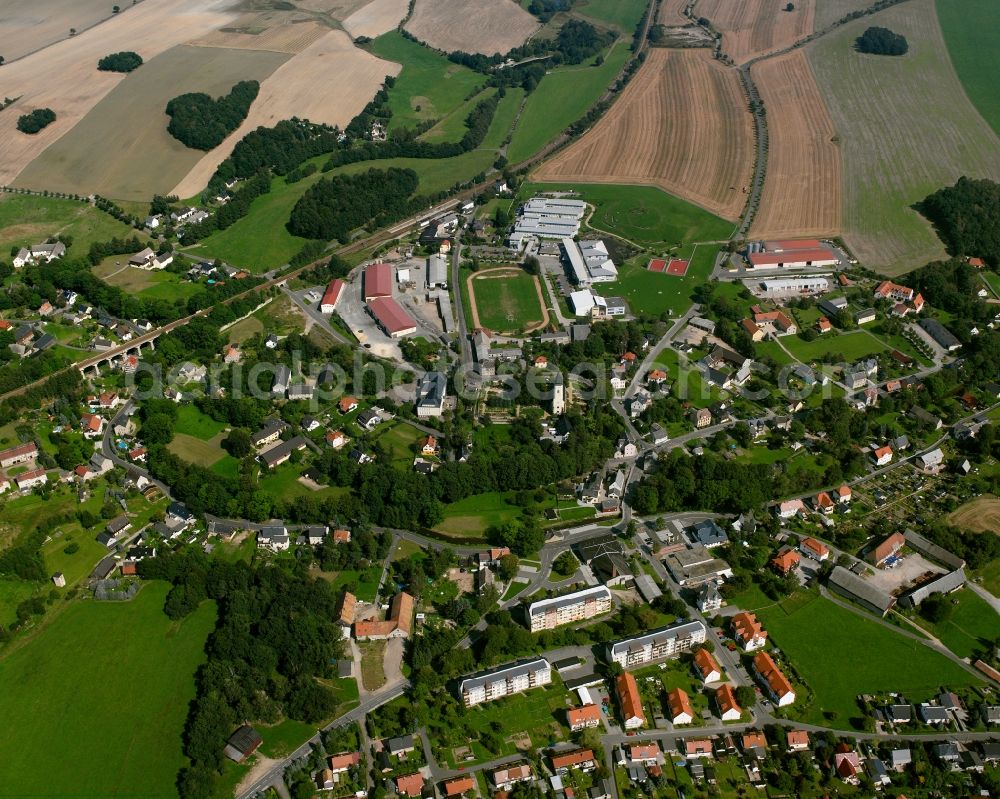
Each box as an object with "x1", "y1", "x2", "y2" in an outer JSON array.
[
  {"x1": 757, "y1": 593, "x2": 980, "y2": 727},
  {"x1": 375, "y1": 422, "x2": 426, "y2": 469},
  {"x1": 0, "y1": 194, "x2": 134, "y2": 259},
  {"x1": 0, "y1": 583, "x2": 215, "y2": 798}
]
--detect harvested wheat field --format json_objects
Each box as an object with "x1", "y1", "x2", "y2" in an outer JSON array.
[
  {"x1": 657, "y1": 0, "x2": 690, "y2": 25},
  {"x1": 812, "y1": 0, "x2": 877, "y2": 30},
  {"x1": 15, "y1": 45, "x2": 289, "y2": 200},
  {"x1": 189, "y1": 13, "x2": 330, "y2": 54},
  {"x1": 697, "y1": 0, "x2": 815, "y2": 64},
  {"x1": 807, "y1": 0, "x2": 1000, "y2": 273},
  {"x1": 750, "y1": 50, "x2": 841, "y2": 238},
  {"x1": 0, "y1": 0, "x2": 238, "y2": 188},
  {"x1": 342, "y1": 0, "x2": 409, "y2": 39},
  {"x1": 534, "y1": 48, "x2": 754, "y2": 220},
  {"x1": 0, "y1": 0, "x2": 118, "y2": 63},
  {"x1": 405, "y1": 0, "x2": 539, "y2": 56},
  {"x1": 172, "y1": 30, "x2": 399, "y2": 198},
  {"x1": 948, "y1": 495, "x2": 1000, "y2": 535}
]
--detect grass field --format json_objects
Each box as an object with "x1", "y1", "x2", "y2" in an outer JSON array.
[
  {"x1": 782, "y1": 330, "x2": 887, "y2": 363},
  {"x1": 608, "y1": 243, "x2": 718, "y2": 317},
  {"x1": 174, "y1": 405, "x2": 227, "y2": 439},
  {"x1": 15, "y1": 45, "x2": 290, "y2": 201},
  {"x1": 469, "y1": 268, "x2": 545, "y2": 333},
  {"x1": 807, "y1": 0, "x2": 1000, "y2": 274},
  {"x1": 507, "y1": 41, "x2": 631, "y2": 164},
  {"x1": 522, "y1": 182, "x2": 733, "y2": 246},
  {"x1": 194, "y1": 146, "x2": 496, "y2": 271},
  {"x1": 936, "y1": 0, "x2": 1000, "y2": 137},
  {"x1": 434, "y1": 492, "x2": 532, "y2": 537},
  {"x1": 93, "y1": 261, "x2": 204, "y2": 302},
  {"x1": 0, "y1": 194, "x2": 134, "y2": 259},
  {"x1": 0, "y1": 583, "x2": 215, "y2": 797},
  {"x1": 757, "y1": 593, "x2": 980, "y2": 726},
  {"x1": 168, "y1": 433, "x2": 228, "y2": 467},
  {"x1": 370, "y1": 31, "x2": 484, "y2": 133},
  {"x1": 948, "y1": 494, "x2": 1000, "y2": 535},
  {"x1": 360, "y1": 640, "x2": 387, "y2": 690},
  {"x1": 576, "y1": 0, "x2": 649, "y2": 31},
  {"x1": 912, "y1": 588, "x2": 1000, "y2": 660},
  {"x1": 376, "y1": 422, "x2": 425, "y2": 469}
]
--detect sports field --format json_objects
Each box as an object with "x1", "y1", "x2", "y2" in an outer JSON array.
[
  {"x1": 807, "y1": 0, "x2": 1000, "y2": 274},
  {"x1": 468, "y1": 268, "x2": 547, "y2": 334},
  {"x1": 534, "y1": 48, "x2": 754, "y2": 220},
  {"x1": 521, "y1": 182, "x2": 733, "y2": 246},
  {"x1": 507, "y1": 41, "x2": 631, "y2": 164},
  {"x1": 0, "y1": 194, "x2": 134, "y2": 258},
  {"x1": 750, "y1": 50, "x2": 842, "y2": 239},
  {"x1": 756, "y1": 593, "x2": 980, "y2": 726},
  {"x1": 0, "y1": 582, "x2": 215, "y2": 797},
  {"x1": 936, "y1": 0, "x2": 1000, "y2": 137},
  {"x1": 370, "y1": 30, "x2": 484, "y2": 132},
  {"x1": 607, "y1": 242, "x2": 718, "y2": 318},
  {"x1": 16, "y1": 45, "x2": 289, "y2": 200}
]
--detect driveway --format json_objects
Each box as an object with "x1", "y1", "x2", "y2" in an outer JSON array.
[{"x1": 383, "y1": 637, "x2": 406, "y2": 689}]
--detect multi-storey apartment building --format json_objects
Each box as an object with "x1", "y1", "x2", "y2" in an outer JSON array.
[
  {"x1": 607, "y1": 620, "x2": 707, "y2": 669},
  {"x1": 458, "y1": 658, "x2": 552, "y2": 707},
  {"x1": 527, "y1": 586, "x2": 612, "y2": 633}
]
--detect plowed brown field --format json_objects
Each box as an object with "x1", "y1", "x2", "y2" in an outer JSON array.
[
  {"x1": 750, "y1": 50, "x2": 841, "y2": 238},
  {"x1": 189, "y1": 16, "x2": 329, "y2": 53},
  {"x1": 697, "y1": 0, "x2": 815, "y2": 63},
  {"x1": 404, "y1": 0, "x2": 539, "y2": 56},
  {"x1": 533, "y1": 48, "x2": 754, "y2": 221},
  {"x1": 657, "y1": 0, "x2": 690, "y2": 25}
]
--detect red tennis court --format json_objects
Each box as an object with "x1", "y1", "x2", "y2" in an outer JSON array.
[
  {"x1": 666, "y1": 259, "x2": 689, "y2": 276},
  {"x1": 647, "y1": 259, "x2": 667, "y2": 272}
]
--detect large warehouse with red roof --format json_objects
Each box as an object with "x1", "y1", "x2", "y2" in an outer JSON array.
[
  {"x1": 363, "y1": 263, "x2": 392, "y2": 300},
  {"x1": 320, "y1": 279, "x2": 344, "y2": 314},
  {"x1": 367, "y1": 296, "x2": 417, "y2": 338}
]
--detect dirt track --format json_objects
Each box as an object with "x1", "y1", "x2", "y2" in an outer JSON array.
[
  {"x1": 404, "y1": 0, "x2": 539, "y2": 56},
  {"x1": 466, "y1": 267, "x2": 550, "y2": 334},
  {"x1": 533, "y1": 48, "x2": 754, "y2": 221},
  {"x1": 750, "y1": 50, "x2": 841, "y2": 238}
]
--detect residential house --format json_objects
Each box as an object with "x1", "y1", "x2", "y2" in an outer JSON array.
[
  {"x1": 799, "y1": 537, "x2": 830, "y2": 561},
  {"x1": 693, "y1": 648, "x2": 722, "y2": 684},
  {"x1": 771, "y1": 548, "x2": 800, "y2": 576},
  {"x1": 354, "y1": 592, "x2": 414, "y2": 640},
  {"x1": 731, "y1": 612, "x2": 767, "y2": 651},
  {"x1": 871, "y1": 445, "x2": 893, "y2": 467},
  {"x1": 716, "y1": 684, "x2": 742, "y2": 721},
  {"x1": 668, "y1": 688, "x2": 694, "y2": 725},
  {"x1": 567, "y1": 704, "x2": 602, "y2": 731},
  {"x1": 616, "y1": 671, "x2": 645, "y2": 729},
  {"x1": 257, "y1": 525, "x2": 290, "y2": 552},
  {"x1": 551, "y1": 749, "x2": 596, "y2": 773},
  {"x1": 752, "y1": 651, "x2": 795, "y2": 706}
]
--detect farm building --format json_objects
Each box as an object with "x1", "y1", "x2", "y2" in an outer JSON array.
[
  {"x1": 919, "y1": 319, "x2": 961, "y2": 351},
  {"x1": 828, "y1": 566, "x2": 895, "y2": 616},
  {"x1": 427, "y1": 255, "x2": 448, "y2": 288},
  {"x1": 762, "y1": 238, "x2": 824, "y2": 252},
  {"x1": 747, "y1": 248, "x2": 838, "y2": 268},
  {"x1": 367, "y1": 297, "x2": 417, "y2": 338},
  {"x1": 363, "y1": 262, "x2": 393, "y2": 300},
  {"x1": 320, "y1": 279, "x2": 344, "y2": 313}
]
